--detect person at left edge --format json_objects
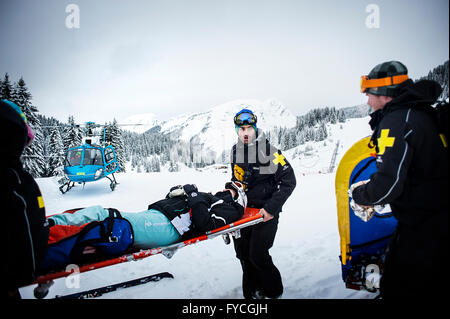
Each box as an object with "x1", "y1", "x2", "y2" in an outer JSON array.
[{"x1": 0, "y1": 99, "x2": 49, "y2": 299}]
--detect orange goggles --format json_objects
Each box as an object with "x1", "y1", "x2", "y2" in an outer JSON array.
[{"x1": 360, "y1": 74, "x2": 409, "y2": 93}]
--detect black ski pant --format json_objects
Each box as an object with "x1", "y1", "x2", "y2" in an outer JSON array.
[
  {"x1": 381, "y1": 212, "x2": 448, "y2": 300},
  {"x1": 233, "y1": 215, "x2": 282, "y2": 299}
]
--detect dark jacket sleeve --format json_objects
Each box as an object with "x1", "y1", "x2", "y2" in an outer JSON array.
[
  {"x1": 3, "y1": 168, "x2": 39, "y2": 289},
  {"x1": 352, "y1": 111, "x2": 414, "y2": 206},
  {"x1": 263, "y1": 151, "x2": 297, "y2": 217},
  {"x1": 185, "y1": 192, "x2": 215, "y2": 233},
  {"x1": 188, "y1": 192, "x2": 242, "y2": 233}
]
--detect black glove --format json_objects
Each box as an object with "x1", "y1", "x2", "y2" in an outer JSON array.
[
  {"x1": 183, "y1": 184, "x2": 210, "y2": 208},
  {"x1": 182, "y1": 184, "x2": 198, "y2": 197},
  {"x1": 166, "y1": 185, "x2": 184, "y2": 198}
]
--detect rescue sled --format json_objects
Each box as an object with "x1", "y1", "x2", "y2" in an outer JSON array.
[
  {"x1": 28, "y1": 207, "x2": 264, "y2": 298},
  {"x1": 335, "y1": 136, "x2": 397, "y2": 292}
]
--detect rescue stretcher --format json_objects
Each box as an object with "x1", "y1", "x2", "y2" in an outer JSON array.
[{"x1": 29, "y1": 207, "x2": 264, "y2": 298}]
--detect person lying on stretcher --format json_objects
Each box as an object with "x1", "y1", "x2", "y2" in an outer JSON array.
[{"x1": 47, "y1": 182, "x2": 247, "y2": 250}]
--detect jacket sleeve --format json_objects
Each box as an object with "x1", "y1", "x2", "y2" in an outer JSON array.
[
  {"x1": 189, "y1": 192, "x2": 244, "y2": 233},
  {"x1": 186, "y1": 192, "x2": 215, "y2": 233},
  {"x1": 3, "y1": 169, "x2": 37, "y2": 288},
  {"x1": 352, "y1": 112, "x2": 414, "y2": 206},
  {"x1": 263, "y1": 151, "x2": 297, "y2": 217}
]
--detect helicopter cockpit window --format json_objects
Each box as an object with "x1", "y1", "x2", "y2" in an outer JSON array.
[
  {"x1": 83, "y1": 148, "x2": 104, "y2": 166},
  {"x1": 66, "y1": 149, "x2": 83, "y2": 166}
]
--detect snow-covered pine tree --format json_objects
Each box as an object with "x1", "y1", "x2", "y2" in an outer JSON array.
[
  {"x1": 315, "y1": 122, "x2": 328, "y2": 141},
  {"x1": 62, "y1": 115, "x2": 83, "y2": 151},
  {"x1": 109, "y1": 119, "x2": 126, "y2": 172},
  {"x1": 152, "y1": 156, "x2": 161, "y2": 172},
  {"x1": 337, "y1": 109, "x2": 346, "y2": 123},
  {"x1": 14, "y1": 77, "x2": 46, "y2": 177},
  {"x1": 0, "y1": 73, "x2": 13, "y2": 100},
  {"x1": 47, "y1": 127, "x2": 65, "y2": 176}
]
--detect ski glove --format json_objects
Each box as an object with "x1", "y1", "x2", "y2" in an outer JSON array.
[
  {"x1": 348, "y1": 180, "x2": 391, "y2": 222},
  {"x1": 182, "y1": 184, "x2": 209, "y2": 208},
  {"x1": 182, "y1": 184, "x2": 198, "y2": 197},
  {"x1": 167, "y1": 185, "x2": 186, "y2": 198},
  {"x1": 224, "y1": 181, "x2": 247, "y2": 209}
]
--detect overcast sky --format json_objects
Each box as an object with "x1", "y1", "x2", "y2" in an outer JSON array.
[{"x1": 0, "y1": 0, "x2": 448, "y2": 124}]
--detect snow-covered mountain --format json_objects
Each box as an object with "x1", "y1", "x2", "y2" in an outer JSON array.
[
  {"x1": 123, "y1": 98, "x2": 297, "y2": 159},
  {"x1": 120, "y1": 113, "x2": 160, "y2": 134}
]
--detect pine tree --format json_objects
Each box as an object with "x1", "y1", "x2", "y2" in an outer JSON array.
[
  {"x1": 0, "y1": 73, "x2": 13, "y2": 100},
  {"x1": 109, "y1": 119, "x2": 126, "y2": 172},
  {"x1": 152, "y1": 157, "x2": 161, "y2": 172},
  {"x1": 47, "y1": 127, "x2": 65, "y2": 176},
  {"x1": 62, "y1": 115, "x2": 83, "y2": 151},
  {"x1": 338, "y1": 110, "x2": 346, "y2": 123},
  {"x1": 14, "y1": 77, "x2": 46, "y2": 177}
]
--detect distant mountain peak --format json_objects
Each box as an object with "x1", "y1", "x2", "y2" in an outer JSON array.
[{"x1": 122, "y1": 98, "x2": 297, "y2": 160}]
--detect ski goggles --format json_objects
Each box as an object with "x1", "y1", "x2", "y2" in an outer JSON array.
[
  {"x1": 234, "y1": 112, "x2": 257, "y2": 126},
  {"x1": 360, "y1": 74, "x2": 409, "y2": 93}
]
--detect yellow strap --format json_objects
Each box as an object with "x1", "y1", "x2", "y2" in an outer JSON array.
[
  {"x1": 37, "y1": 196, "x2": 45, "y2": 209},
  {"x1": 440, "y1": 134, "x2": 448, "y2": 148}
]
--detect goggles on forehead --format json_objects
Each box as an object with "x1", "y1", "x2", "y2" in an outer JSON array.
[
  {"x1": 360, "y1": 74, "x2": 409, "y2": 93},
  {"x1": 234, "y1": 112, "x2": 257, "y2": 126}
]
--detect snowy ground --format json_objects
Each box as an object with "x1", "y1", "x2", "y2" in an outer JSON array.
[{"x1": 20, "y1": 117, "x2": 375, "y2": 299}]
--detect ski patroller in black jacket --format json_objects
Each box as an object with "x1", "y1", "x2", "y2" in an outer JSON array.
[
  {"x1": 0, "y1": 100, "x2": 49, "y2": 291},
  {"x1": 352, "y1": 79, "x2": 449, "y2": 227},
  {"x1": 230, "y1": 130, "x2": 297, "y2": 217},
  {"x1": 148, "y1": 188, "x2": 244, "y2": 239}
]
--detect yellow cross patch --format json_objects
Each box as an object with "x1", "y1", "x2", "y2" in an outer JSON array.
[
  {"x1": 272, "y1": 152, "x2": 286, "y2": 166},
  {"x1": 377, "y1": 129, "x2": 395, "y2": 155},
  {"x1": 234, "y1": 165, "x2": 245, "y2": 182}
]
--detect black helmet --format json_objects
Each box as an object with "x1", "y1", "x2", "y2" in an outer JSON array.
[{"x1": 361, "y1": 61, "x2": 409, "y2": 97}]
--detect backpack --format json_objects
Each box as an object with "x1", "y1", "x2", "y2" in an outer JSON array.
[{"x1": 40, "y1": 208, "x2": 134, "y2": 273}]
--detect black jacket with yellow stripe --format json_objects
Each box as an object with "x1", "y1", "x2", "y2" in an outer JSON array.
[
  {"x1": 230, "y1": 130, "x2": 296, "y2": 217},
  {"x1": 352, "y1": 79, "x2": 448, "y2": 227},
  {"x1": 1, "y1": 100, "x2": 49, "y2": 291}
]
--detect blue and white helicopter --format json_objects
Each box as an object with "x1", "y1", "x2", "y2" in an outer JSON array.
[{"x1": 59, "y1": 122, "x2": 124, "y2": 194}]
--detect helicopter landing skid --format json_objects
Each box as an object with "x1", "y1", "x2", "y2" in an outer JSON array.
[
  {"x1": 59, "y1": 181, "x2": 75, "y2": 194},
  {"x1": 106, "y1": 173, "x2": 118, "y2": 191}
]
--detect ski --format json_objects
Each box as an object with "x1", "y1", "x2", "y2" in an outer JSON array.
[{"x1": 55, "y1": 272, "x2": 174, "y2": 299}]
